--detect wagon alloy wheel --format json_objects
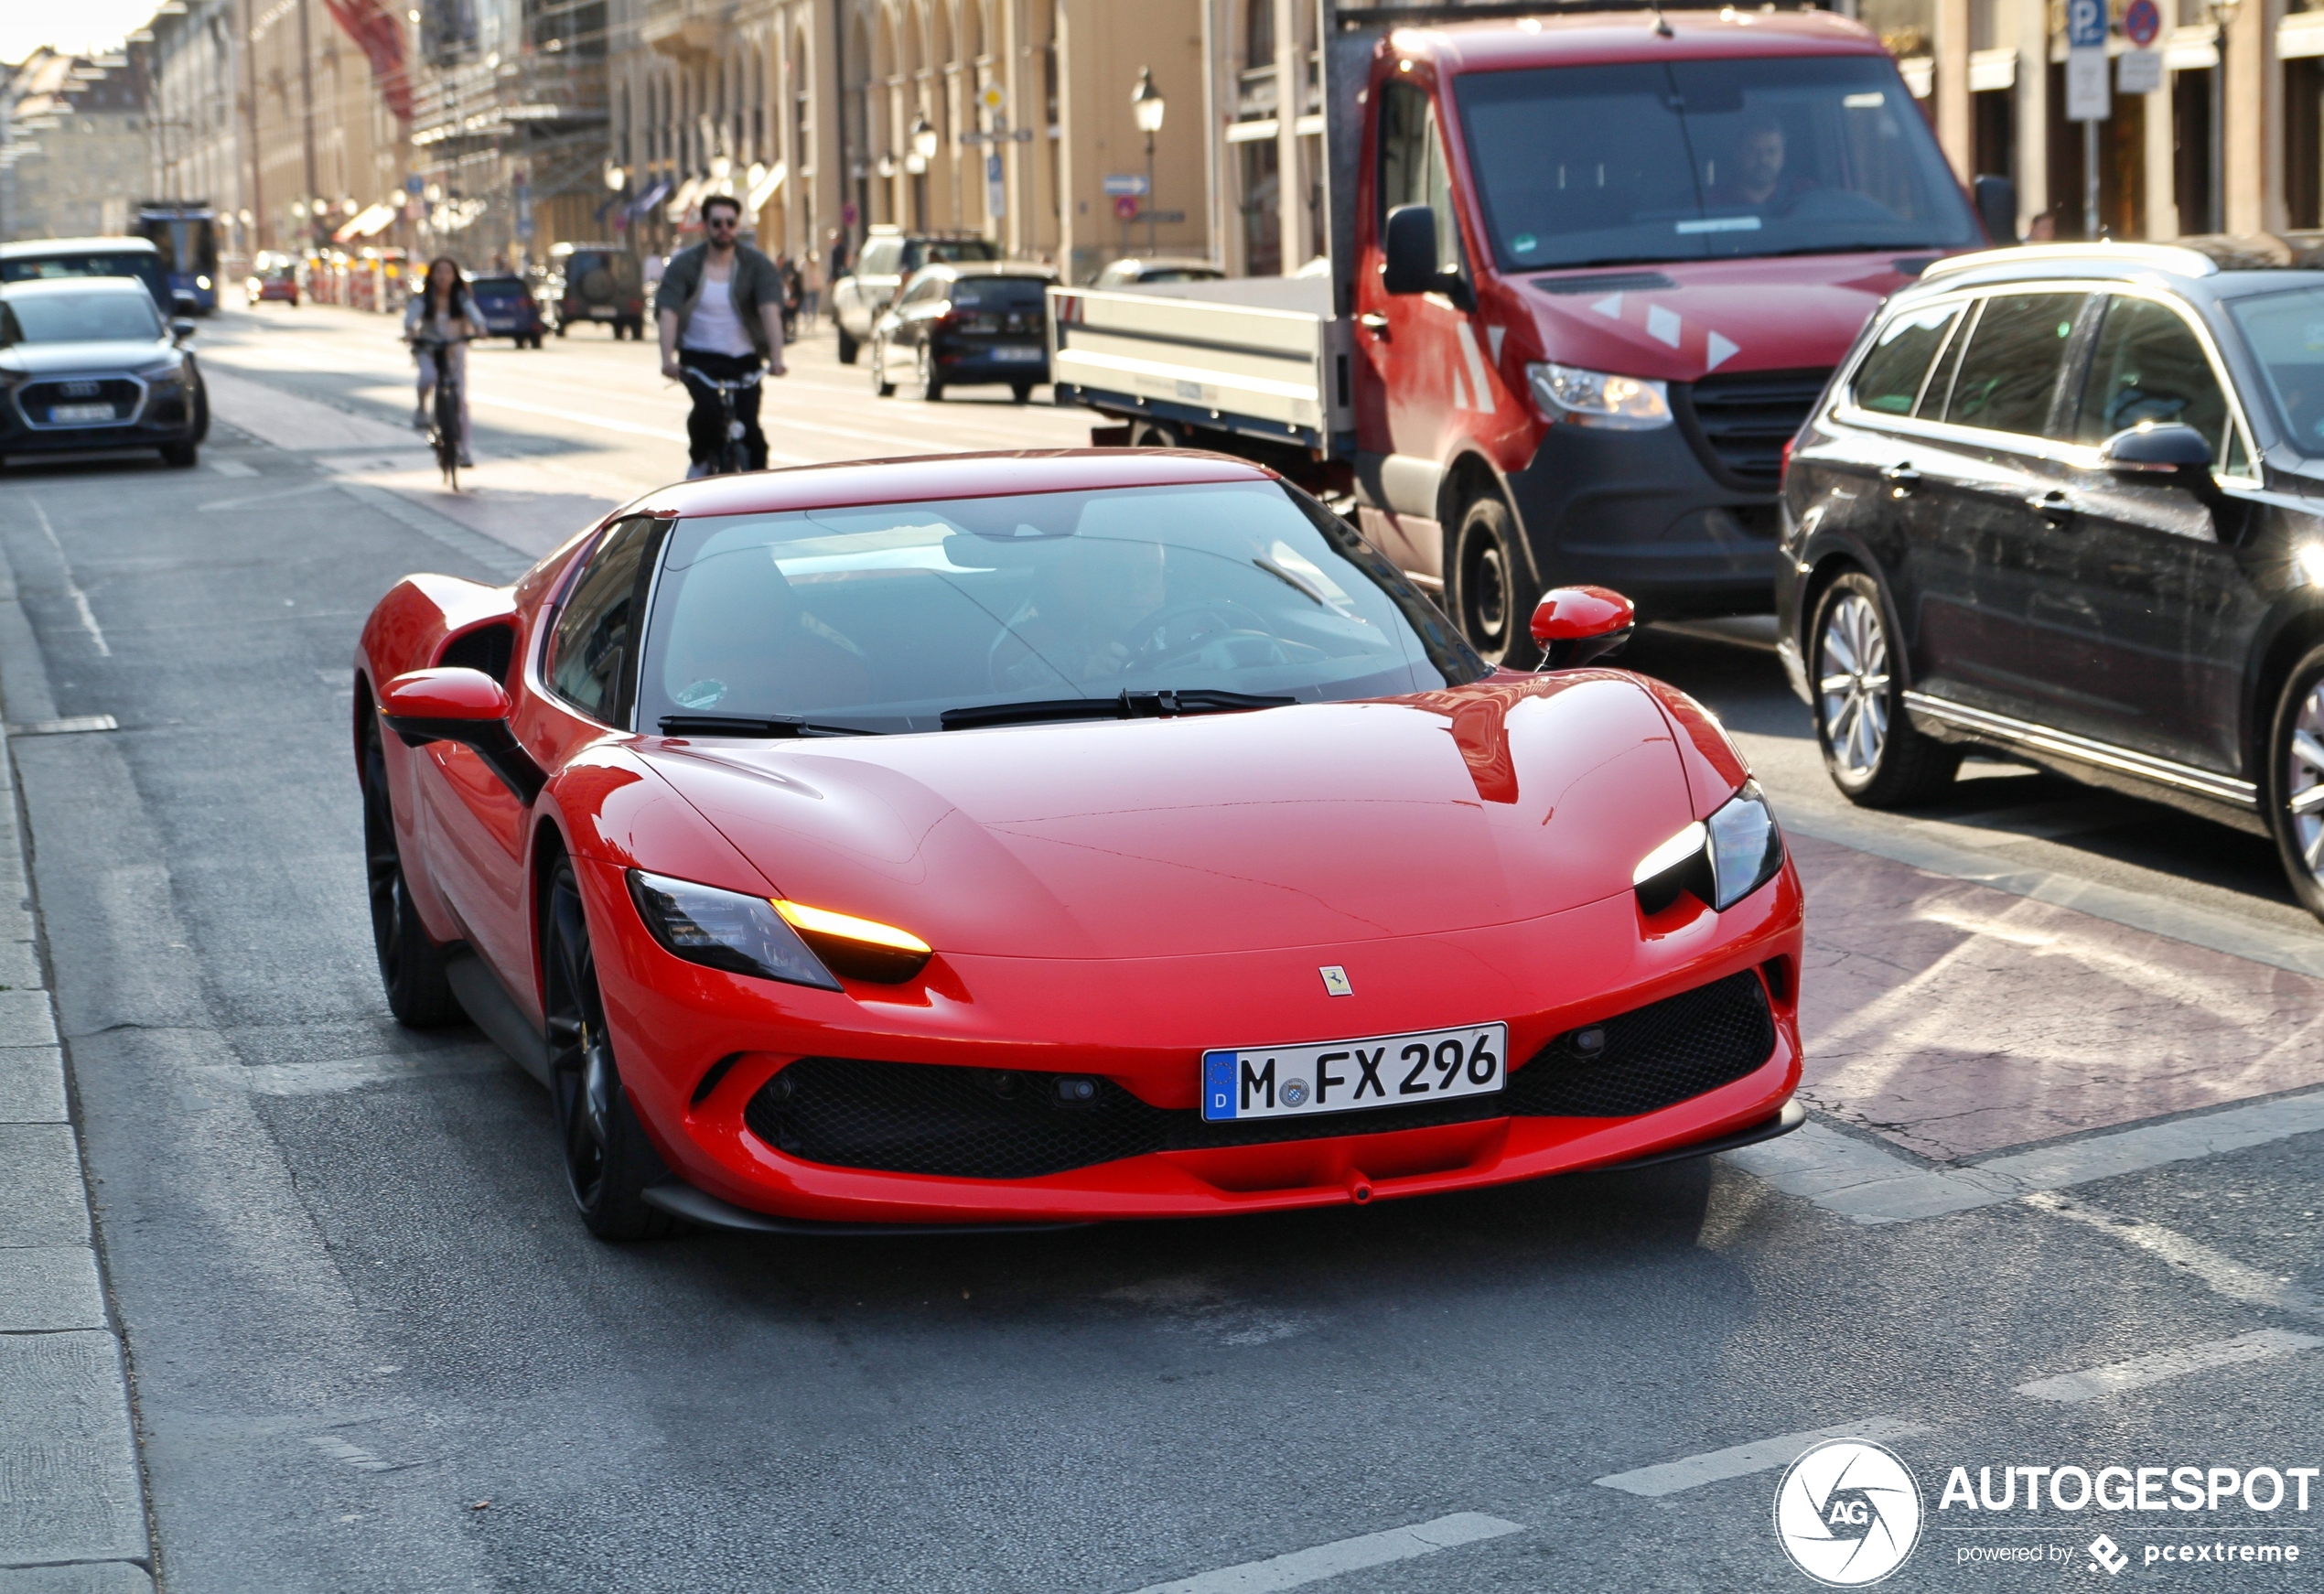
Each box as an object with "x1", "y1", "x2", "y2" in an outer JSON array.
[
  {"x1": 542, "y1": 858, "x2": 673, "y2": 1240},
  {"x1": 1807, "y1": 571, "x2": 1959, "y2": 807},
  {"x1": 2264, "y1": 644, "x2": 2324, "y2": 925},
  {"x1": 918, "y1": 340, "x2": 945, "y2": 403},
  {"x1": 1817, "y1": 591, "x2": 1888, "y2": 780},
  {"x1": 360, "y1": 721, "x2": 465, "y2": 1026}
]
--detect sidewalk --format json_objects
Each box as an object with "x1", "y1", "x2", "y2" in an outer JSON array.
[{"x1": 0, "y1": 554, "x2": 152, "y2": 1594}]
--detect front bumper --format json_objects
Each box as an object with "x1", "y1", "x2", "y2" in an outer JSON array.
[
  {"x1": 577, "y1": 853, "x2": 1805, "y2": 1226},
  {"x1": 1, "y1": 376, "x2": 196, "y2": 454}
]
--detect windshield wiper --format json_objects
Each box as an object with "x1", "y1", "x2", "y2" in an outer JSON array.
[
  {"x1": 657, "y1": 714, "x2": 880, "y2": 738},
  {"x1": 941, "y1": 689, "x2": 1295, "y2": 731}
]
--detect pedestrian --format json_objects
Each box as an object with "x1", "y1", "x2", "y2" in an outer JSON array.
[
  {"x1": 656, "y1": 193, "x2": 790, "y2": 478},
  {"x1": 403, "y1": 255, "x2": 488, "y2": 468},
  {"x1": 778, "y1": 253, "x2": 804, "y2": 344}
]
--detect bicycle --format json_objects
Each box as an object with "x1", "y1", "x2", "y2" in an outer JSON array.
[
  {"x1": 679, "y1": 364, "x2": 765, "y2": 477},
  {"x1": 411, "y1": 335, "x2": 463, "y2": 490}
]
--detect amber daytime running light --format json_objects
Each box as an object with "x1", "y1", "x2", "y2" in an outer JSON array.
[{"x1": 773, "y1": 899, "x2": 934, "y2": 984}]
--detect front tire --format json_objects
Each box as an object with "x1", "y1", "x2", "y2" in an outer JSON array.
[
  {"x1": 918, "y1": 341, "x2": 944, "y2": 403},
  {"x1": 2266, "y1": 645, "x2": 2324, "y2": 923},
  {"x1": 361, "y1": 719, "x2": 467, "y2": 1027},
  {"x1": 159, "y1": 441, "x2": 198, "y2": 469},
  {"x1": 836, "y1": 324, "x2": 859, "y2": 364},
  {"x1": 871, "y1": 338, "x2": 895, "y2": 397},
  {"x1": 1810, "y1": 570, "x2": 1960, "y2": 806},
  {"x1": 1450, "y1": 492, "x2": 1542, "y2": 669},
  {"x1": 543, "y1": 856, "x2": 674, "y2": 1240},
  {"x1": 1010, "y1": 381, "x2": 1034, "y2": 404}
]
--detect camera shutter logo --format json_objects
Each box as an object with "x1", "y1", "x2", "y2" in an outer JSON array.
[{"x1": 1772, "y1": 1438, "x2": 1923, "y2": 1586}]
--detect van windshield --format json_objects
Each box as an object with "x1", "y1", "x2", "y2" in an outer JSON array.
[{"x1": 1454, "y1": 55, "x2": 1979, "y2": 272}]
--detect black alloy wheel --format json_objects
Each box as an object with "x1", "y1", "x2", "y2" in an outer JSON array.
[
  {"x1": 360, "y1": 718, "x2": 467, "y2": 1027},
  {"x1": 1452, "y1": 492, "x2": 1543, "y2": 670},
  {"x1": 918, "y1": 341, "x2": 945, "y2": 403},
  {"x1": 159, "y1": 442, "x2": 199, "y2": 469},
  {"x1": 2265, "y1": 643, "x2": 2324, "y2": 924},
  {"x1": 1809, "y1": 570, "x2": 1959, "y2": 806},
  {"x1": 542, "y1": 856, "x2": 674, "y2": 1240},
  {"x1": 871, "y1": 337, "x2": 895, "y2": 397}
]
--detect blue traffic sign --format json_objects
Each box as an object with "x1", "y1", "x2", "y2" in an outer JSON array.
[{"x1": 2067, "y1": 0, "x2": 2107, "y2": 49}]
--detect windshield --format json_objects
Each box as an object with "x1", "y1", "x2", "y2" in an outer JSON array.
[
  {"x1": 906, "y1": 239, "x2": 1000, "y2": 270},
  {"x1": 0, "y1": 292, "x2": 162, "y2": 345},
  {"x1": 2227, "y1": 286, "x2": 2324, "y2": 453},
  {"x1": 1, "y1": 253, "x2": 168, "y2": 301},
  {"x1": 639, "y1": 481, "x2": 1484, "y2": 733},
  {"x1": 1455, "y1": 55, "x2": 1979, "y2": 272}
]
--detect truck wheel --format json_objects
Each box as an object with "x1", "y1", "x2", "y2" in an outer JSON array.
[
  {"x1": 1451, "y1": 493, "x2": 1542, "y2": 670},
  {"x1": 1129, "y1": 419, "x2": 1179, "y2": 448},
  {"x1": 1810, "y1": 571, "x2": 1959, "y2": 807},
  {"x1": 837, "y1": 326, "x2": 859, "y2": 365}
]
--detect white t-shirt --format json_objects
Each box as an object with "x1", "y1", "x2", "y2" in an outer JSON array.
[{"x1": 682, "y1": 274, "x2": 755, "y2": 357}]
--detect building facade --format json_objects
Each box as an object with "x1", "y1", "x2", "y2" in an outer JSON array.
[
  {"x1": 145, "y1": 0, "x2": 256, "y2": 268},
  {"x1": 2, "y1": 48, "x2": 151, "y2": 242}
]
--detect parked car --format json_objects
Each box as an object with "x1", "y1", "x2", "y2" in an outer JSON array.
[
  {"x1": 352, "y1": 448, "x2": 1803, "y2": 1236},
  {"x1": 1092, "y1": 256, "x2": 1225, "y2": 288},
  {"x1": 830, "y1": 227, "x2": 999, "y2": 364},
  {"x1": 0, "y1": 276, "x2": 202, "y2": 469},
  {"x1": 871, "y1": 263, "x2": 1055, "y2": 403},
  {"x1": 545, "y1": 242, "x2": 645, "y2": 339},
  {"x1": 247, "y1": 253, "x2": 299, "y2": 306},
  {"x1": 469, "y1": 273, "x2": 545, "y2": 347},
  {"x1": 1777, "y1": 241, "x2": 2324, "y2": 921},
  {"x1": 0, "y1": 235, "x2": 208, "y2": 442}
]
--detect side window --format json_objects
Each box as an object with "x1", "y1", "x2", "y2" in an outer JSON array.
[
  {"x1": 1379, "y1": 81, "x2": 1461, "y2": 275},
  {"x1": 548, "y1": 516, "x2": 664, "y2": 727},
  {"x1": 1853, "y1": 302, "x2": 1963, "y2": 415},
  {"x1": 1944, "y1": 292, "x2": 2091, "y2": 437},
  {"x1": 2074, "y1": 295, "x2": 2235, "y2": 465},
  {"x1": 860, "y1": 240, "x2": 901, "y2": 276}
]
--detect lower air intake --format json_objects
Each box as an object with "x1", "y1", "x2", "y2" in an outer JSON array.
[{"x1": 743, "y1": 970, "x2": 1777, "y2": 1179}]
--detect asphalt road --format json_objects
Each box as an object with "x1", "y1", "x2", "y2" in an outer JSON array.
[{"x1": 2, "y1": 305, "x2": 2320, "y2": 1594}]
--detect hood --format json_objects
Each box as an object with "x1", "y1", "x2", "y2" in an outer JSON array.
[
  {"x1": 636, "y1": 675, "x2": 1700, "y2": 961},
  {"x1": 1520, "y1": 251, "x2": 1928, "y2": 382},
  {"x1": 0, "y1": 339, "x2": 175, "y2": 376}
]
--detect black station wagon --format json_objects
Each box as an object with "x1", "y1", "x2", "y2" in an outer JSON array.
[{"x1": 1776, "y1": 242, "x2": 2324, "y2": 921}]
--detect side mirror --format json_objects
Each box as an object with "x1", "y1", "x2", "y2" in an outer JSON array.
[
  {"x1": 1531, "y1": 586, "x2": 1637, "y2": 670},
  {"x1": 1973, "y1": 175, "x2": 2017, "y2": 245},
  {"x1": 172, "y1": 289, "x2": 199, "y2": 316},
  {"x1": 378, "y1": 667, "x2": 545, "y2": 802},
  {"x1": 171, "y1": 318, "x2": 196, "y2": 342},
  {"x1": 2101, "y1": 422, "x2": 2221, "y2": 503},
  {"x1": 1382, "y1": 204, "x2": 1440, "y2": 296}
]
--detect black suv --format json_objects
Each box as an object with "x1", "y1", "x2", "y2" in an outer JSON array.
[
  {"x1": 1779, "y1": 242, "x2": 2324, "y2": 920},
  {"x1": 830, "y1": 229, "x2": 998, "y2": 364},
  {"x1": 869, "y1": 262, "x2": 1055, "y2": 403},
  {"x1": 546, "y1": 243, "x2": 644, "y2": 339}
]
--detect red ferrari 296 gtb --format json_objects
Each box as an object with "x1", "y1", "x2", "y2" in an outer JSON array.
[{"x1": 354, "y1": 450, "x2": 1805, "y2": 1237}]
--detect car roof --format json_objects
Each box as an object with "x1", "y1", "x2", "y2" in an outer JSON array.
[
  {"x1": 1897, "y1": 242, "x2": 2324, "y2": 306},
  {"x1": 623, "y1": 447, "x2": 1274, "y2": 520},
  {"x1": 916, "y1": 261, "x2": 1057, "y2": 280},
  {"x1": 1393, "y1": 7, "x2": 1888, "y2": 73},
  {"x1": 0, "y1": 275, "x2": 156, "y2": 299},
  {"x1": 0, "y1": 236, "x2": 160, "y2": 258}
]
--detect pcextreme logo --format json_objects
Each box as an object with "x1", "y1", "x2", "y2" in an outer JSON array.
[{"x1": 1774, "y1": 1438, "x2": 1926, "y2": 1587}]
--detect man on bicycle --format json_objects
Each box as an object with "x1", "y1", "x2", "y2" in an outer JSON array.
[{"x1": 656, "y1": 195, "x2": 788, "y2": 478}]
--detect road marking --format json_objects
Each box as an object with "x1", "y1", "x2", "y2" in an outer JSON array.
[
  {"x1": 12, "y1": 715, "x2": 118, "y2": 737},
  {"x1": 2015, "y1": 1329, "x2": 2323, "y2": 1403},
  {"x1": 466, "y1": 391, "x2": 818, "y2": 464},
  {"x1": 1121, "y1": 1513, "x2": 1523, "y2": 1594},
  {"x1": 198, "y1": 480, "x2": 339, "y2": 512},
  {"x1": 1727, "y1": 1093, "x2": 2324, "y2": 1225},
  {"x1": 1595, "y1": 1417, "x2": 1931, "y2": 1498},
  {"x1": 2023, "y1": 1192, "x2": 2324, "y2": 1319},
  {"x1": 207, "y1": 458, "x2": 259, "y2": 477},
  {"x1": 25, "y1": 499, "x2": 110, "y2": 657}
]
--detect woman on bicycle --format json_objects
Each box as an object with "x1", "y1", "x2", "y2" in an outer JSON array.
[{"x1": 403, "y1": 256, "x2": 489, "y2": 468}]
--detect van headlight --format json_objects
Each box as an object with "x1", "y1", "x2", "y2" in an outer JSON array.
[
  {"x1": 1633, "y1": 781, "x2": 1784, "y2": 913},
  {"x1": 1527, "y1": 361, "x2": 1673, "y2": 430}
]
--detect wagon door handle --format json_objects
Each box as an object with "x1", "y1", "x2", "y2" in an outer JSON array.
[
  {"x1": 2028, "y1": 489, "x2": 2078, "y2": 526},
  {"x1": 1881, "y1": 461, "x2": 1921, "y2": 495}
]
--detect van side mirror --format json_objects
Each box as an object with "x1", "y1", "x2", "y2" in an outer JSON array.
[
  {"x1": 2100, "y1": 422, "x2": 2221, "y2": 503},
  {"x1": 1383, "y1": 205, "x2": 1441, "y2": 296},
  {"x1": 1973, "y1": 175, "x2": 2017, "y2": 245},
  {"x1": 1532, "y1": 586, "x2": 1636, "y2": 670}
]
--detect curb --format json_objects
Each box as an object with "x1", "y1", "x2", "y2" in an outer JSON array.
[{"x1": 0, "y1": 559, "x2": 154, "y2": 1589}]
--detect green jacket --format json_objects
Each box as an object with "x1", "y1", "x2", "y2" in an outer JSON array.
[{"x1": 654, "y1": 242, "x2": 786, "y2": 358}]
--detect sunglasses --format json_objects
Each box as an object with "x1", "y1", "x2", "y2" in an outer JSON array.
[{"x1": 706, "y1": 214, "x2": 739, "y2": 228}]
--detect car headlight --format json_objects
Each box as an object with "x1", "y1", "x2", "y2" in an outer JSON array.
[
  {"x1": 1632, "y1": 781, "x2": 1785, "y2": 913},
  {"x1": 1526, "y1": 361, "x2": 1673, "y2": 430},
  {"x1": 134, "y1": 359, "x2": 183, "y2": 383},
  {"x1": 196, "y1": 275, "x2": 212, "y2": 290},
  {"x1": 627, "y1": 870, "x2": 840, "y2": 990}
]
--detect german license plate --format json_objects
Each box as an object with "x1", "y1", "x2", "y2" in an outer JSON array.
[
  {"x1": 588, "y1": 307, "x2": 615, "y2": 318},
  {"x1": 1201, "y1": 1023, "x2": 1506, "y2": 1123},
  {"x1": 991, "y1": 346, "x2": 1044, "y2": 362},
  {"x1": 49, "y1": 403, "x2": 113, "y2": 423}
]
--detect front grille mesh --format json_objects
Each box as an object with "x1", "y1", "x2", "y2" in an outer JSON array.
[
  {"x1": 1680, "y1": 368, "x2": 1831, "y2": 487},
  {"x1": 20, "y1": 377, "x2": 141, "y2": 425},
  {"x1": 743, "y1": 970, "x2": 1777, "y2": 1180}
]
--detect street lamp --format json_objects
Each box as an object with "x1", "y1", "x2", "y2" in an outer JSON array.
[
  {"x1": 1131, "y1": 67, "x2": 1165, "y2": 255},
  {"x1": 2206, "y1": 0, "x2": 2241, "y2": 233},
  {"x1": 910, "y1": 114, "x2": 939, "y2": 163}
]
